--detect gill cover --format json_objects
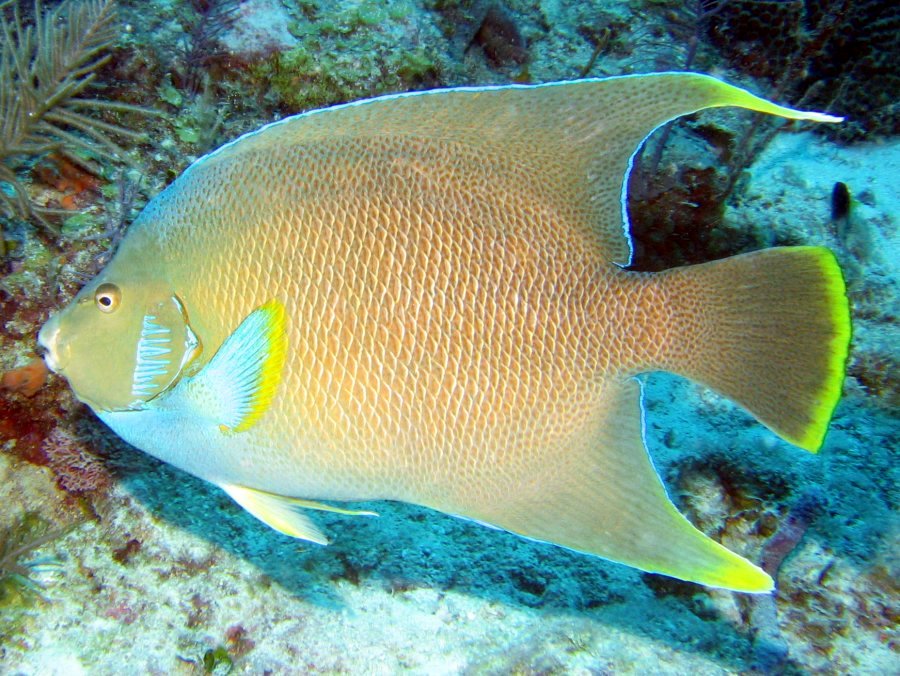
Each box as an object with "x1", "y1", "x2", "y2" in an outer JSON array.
[
  {"x1": 39, "y1": 281, "x2": 200, "y2": 412},
  {"x1": 130, "y1": 295, "x2": 200, "y2": 402}
]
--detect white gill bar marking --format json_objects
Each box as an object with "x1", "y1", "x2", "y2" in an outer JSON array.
[{"x1": 132, "y1": 314, "x2": 173, "y2": 397}]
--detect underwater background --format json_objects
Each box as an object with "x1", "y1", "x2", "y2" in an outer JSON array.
[{"x1": 0, "y1": 0, "x2": 897, "y2": 673}]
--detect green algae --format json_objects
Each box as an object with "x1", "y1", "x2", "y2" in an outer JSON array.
[
  {"x1": 258, "y1": 2, "x2": 441, "y2": 112},
  {"x1": 202, "y1": 645, "x2": 234, "y2": 674},
  {"x1": 260, "y1": 41, "x2": 439, "y2": 111}
]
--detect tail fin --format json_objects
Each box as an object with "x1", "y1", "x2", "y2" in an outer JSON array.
[{"x1": 656, "y1": 247, "x2": 850, "y2": 452}]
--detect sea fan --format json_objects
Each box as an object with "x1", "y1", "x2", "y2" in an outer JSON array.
[{"x1": 0, "y1": 0, "x2": 149, "y2": 231}]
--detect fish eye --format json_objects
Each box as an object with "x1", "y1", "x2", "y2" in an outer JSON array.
[{"x1": 94, "y1": 283, "x2": 121, "y2": 313}]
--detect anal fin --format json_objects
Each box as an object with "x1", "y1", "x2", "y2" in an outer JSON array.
[{"x1": 473, "y1": 379, "x2": 773, "y2": 593}]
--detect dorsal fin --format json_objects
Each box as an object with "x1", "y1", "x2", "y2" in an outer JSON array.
[{"x1": 185, "y1": 73, "x2": 841, "y2": 266}]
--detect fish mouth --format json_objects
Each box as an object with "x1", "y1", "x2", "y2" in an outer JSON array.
[{"x1": 37, "y1": 317, "x2": 68, "y2": 373}]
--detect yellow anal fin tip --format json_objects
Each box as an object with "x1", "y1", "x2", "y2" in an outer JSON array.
[
  {"x1": 743, "y1": 567, "x2": 775, "y2": 594},
  {"x1": 640, "y1": 514, "x2": 774, "y2": 593},
  {"x1": 198, "y1": 299, "x2": 289, "y2": 434},
  {"x1": 701, "y1": 547, "x2": 774, "y2": 594},
  {"x1": 221, "y1": 484, "x2": 330, "y2": 544}
]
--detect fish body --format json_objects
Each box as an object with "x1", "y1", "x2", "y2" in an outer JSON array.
[{"x1": 39, "y1": 73, "x2": 850, "y2": 591}]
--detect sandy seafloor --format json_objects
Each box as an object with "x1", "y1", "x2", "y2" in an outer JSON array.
[{"x1": 1, "y1": 1, "x2": 898, "y2": 674}]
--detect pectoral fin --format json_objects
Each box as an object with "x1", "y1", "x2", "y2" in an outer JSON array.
[
  {"x1": 221, "y1": 484, "x2": 377, "y2": 545},
  {"x1": 183, "y1": 300, "x2": 288, "y2": 433}
]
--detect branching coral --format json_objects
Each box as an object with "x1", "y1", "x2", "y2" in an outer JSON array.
[
  {"x1": 0, "y1": 0, "x2": 151, "y2": 232},
  {"x1": 173, "y1": 0, "x2": 241, "y2": 95},
  {"x1": 42, "y1": 425, "x2": 112, "y2": 495}
]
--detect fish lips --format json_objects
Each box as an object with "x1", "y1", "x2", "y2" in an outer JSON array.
[{"x1": 37, "y1": 315, "x2": 68, "y2": 373}]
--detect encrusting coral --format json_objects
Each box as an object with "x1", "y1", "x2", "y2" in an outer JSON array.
[{"x1": 0, "y1": 358, "x2": 48, "y2": 397}]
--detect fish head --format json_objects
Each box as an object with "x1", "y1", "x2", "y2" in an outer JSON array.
[{"x1": 38, "y1": 265, "x2": 201, "y2": 413}]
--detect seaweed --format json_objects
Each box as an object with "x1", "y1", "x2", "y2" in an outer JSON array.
[
  {"x1": 0, "y1": 0, "x2": 152, "y2": 233},
  {"x1": 202, "y1": 645, "x2": 234, "y2": 674},
  {"x1": 0, "y1": 511, "x2": 64, "y2": 607}
]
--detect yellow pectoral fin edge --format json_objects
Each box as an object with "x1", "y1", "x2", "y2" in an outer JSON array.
[
  {"x1": 221, "y1": 484, "x2": 377, "y2": 544},
  {"x1": 190, "y1": 300, "x2": 289, "y2": 434},
  {"x1": 233, "y1": 300, "x2": 289, "y2": 433}
]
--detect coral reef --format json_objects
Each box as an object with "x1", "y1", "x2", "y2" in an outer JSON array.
[
  {"x1": 705, "y1": 0, "x2": 900, "y2": 141},
  {"x1": 252, "y1": 2, "x2": 444, "y2": 113}
]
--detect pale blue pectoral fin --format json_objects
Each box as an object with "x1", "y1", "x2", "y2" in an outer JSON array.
[
  {"x1": 182, "y1": 300, "x2": 288, "y2": 433},
  {"x1": 464, "y1": 378, "x2": 773, "y2": 593},
  {"x1": 221, "y1": 484, "x2": 378, "y2": 545}
]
